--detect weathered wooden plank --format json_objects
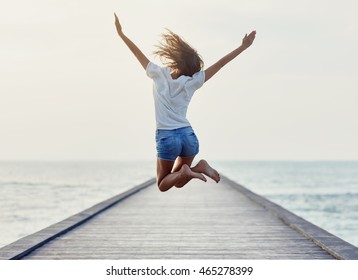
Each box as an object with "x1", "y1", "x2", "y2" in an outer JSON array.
[
  {"x1": 0, "y1": 178, "x2": 155, "y2": 260},
  {"x1": 224, "y1": 176, "x2": 358, "y2": 259},
  {"x1": 2, "y1": 175, "x2": 357, "y2": 260},
  {"x1": 20, "y1": 177, "x2": 337, "y2": 260}
]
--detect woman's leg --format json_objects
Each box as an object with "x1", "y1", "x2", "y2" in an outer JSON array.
[
  {"x1": 156, "y1": 157, "x2": 206, "y2": 192},
  {"x1": 191, "y1": 159, "x2": 221, "y2": 183},
  {"x1": 172, "y1": 156, "x2": 195, "y2": 173},
  {"x1": 171, "y1": 157, "x2": 220, "y2": 185},
  {"x1": 174, "y1": 127, "x2": 220, "y2": 183},
  {"x1": 172, "y1": 157, "x2": 220, "y2": 183}
]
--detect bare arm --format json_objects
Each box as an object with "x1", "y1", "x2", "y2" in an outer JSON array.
[
  {"x1": 114, "y1": 13, "x2": 149, "y2": 70},
  {"x1": 205, "y1": 31, "x2": 256, "y2": 82}
]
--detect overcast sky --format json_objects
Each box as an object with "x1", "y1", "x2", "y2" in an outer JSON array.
[{"x1": 1, "y1": 0, "x2": 357, "y2": 161}]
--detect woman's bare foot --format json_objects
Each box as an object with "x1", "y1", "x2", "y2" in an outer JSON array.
[
  {"x1": 193, "y1": 159, "x2": 220, "y2": 183},
  {"x1": 175, "y1": 164, "x2": 207, "y2": 188}
]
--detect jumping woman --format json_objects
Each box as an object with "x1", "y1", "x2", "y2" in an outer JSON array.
[{"x1": 114, "y1": 13, "x2": 256, "y2": 192}]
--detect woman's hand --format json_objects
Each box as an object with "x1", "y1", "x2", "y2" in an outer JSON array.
[
  {"x1": 114, "y1": 13, "x2": 123, "y2": 36},
  {"x1": 241, "y1": 31, "x2": 256, "y2": 50},
  {"x1": 113, "y1": 12, "x2": 149, "y2": 70}
]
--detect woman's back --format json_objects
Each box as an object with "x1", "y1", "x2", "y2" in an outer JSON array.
[{"x1": 146, "y1": 62, "x2": 205, "y2": 130}]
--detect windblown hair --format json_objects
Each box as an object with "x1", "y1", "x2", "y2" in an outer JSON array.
[{"x1": 153, "y1": 29, "x2": 204, "y2": 77}]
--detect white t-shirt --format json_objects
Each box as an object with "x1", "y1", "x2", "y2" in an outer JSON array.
[{"x1": 146, "y1": 62, "x2": 205, "y2": 130}]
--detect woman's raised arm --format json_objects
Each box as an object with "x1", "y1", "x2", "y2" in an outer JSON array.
[
  {"x1": 204, "y1": 31, "x2": 256, "y2": 82},
  {"x1": 114, "y1": 13, "x2": 149, "y2": 70}
]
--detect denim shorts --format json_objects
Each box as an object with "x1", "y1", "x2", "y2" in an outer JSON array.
[{"x1": 155, "y1": 126, "x2": 199, "y2": 161}]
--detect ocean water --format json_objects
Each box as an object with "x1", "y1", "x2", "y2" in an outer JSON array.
[{"x1": 0, "y1": 161, "x2": 357, "y2": 248}]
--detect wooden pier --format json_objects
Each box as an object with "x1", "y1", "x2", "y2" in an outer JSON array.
[{"x1": 1, "y1": 176, "x2": 357, "y2": 260}]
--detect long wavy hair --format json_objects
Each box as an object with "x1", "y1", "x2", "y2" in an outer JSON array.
[{"x1": 153, "y1": 29, "x2": 204, "y2": 77}]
